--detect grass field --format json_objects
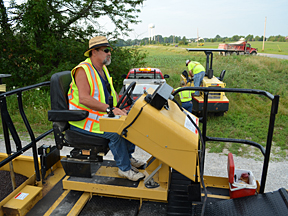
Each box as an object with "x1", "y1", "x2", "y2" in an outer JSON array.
[{"x1": 1, "y1": 45, "x2": 287, "y2": 160}]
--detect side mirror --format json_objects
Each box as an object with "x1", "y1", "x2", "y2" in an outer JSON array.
[
  {"x1": 121, "y1": 74, "x2": 127, "y2": 79},
  {"x1": 164, "y1": 74, "x2": 170, "y2": 78}
]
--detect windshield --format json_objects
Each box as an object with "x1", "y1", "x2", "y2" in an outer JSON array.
[{"x1": 126, "y1": 84, "x2": 160, "y2": 94}]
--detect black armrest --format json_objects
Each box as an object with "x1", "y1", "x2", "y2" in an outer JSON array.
[{"x1": 48, "y1": 110, "x2": 89, "y2": 122}]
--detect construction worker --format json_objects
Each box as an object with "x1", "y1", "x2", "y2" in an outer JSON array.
[
  {"x1": 174, "y1": 81, "x2": 194, "y2": 113},
  {"x1": 68, "y1": 36, "x2": 145, "y2": 182},
  {"x1": 186, "y1": 60, "x2": 205, "y2": 96}
]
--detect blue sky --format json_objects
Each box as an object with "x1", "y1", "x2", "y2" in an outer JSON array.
[{"x1": 122, "y1": 0, "x2": 288, "y2": 40}]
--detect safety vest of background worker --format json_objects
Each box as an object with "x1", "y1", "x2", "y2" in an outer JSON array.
[
  {"x1": 186, "y1": 60, "x2": 206, "y2": 96},
  {"x1": 68, "y1": 58, "x2": 117, "y2": 134},
  {"x1": 174, "y1": 81, "x2": 195, "y2": 113}
]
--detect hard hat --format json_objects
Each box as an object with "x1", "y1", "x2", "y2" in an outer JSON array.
[{"x1": 185, "y1": 60, "x2": 190, "y2": 66}]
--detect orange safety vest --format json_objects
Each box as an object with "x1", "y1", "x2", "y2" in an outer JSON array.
[{"x1": 68, "y1": 58, "x2": 117, "y2": 134}]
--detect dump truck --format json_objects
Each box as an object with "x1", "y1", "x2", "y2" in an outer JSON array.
[{"x1": 218, "y1": 38, "x2": 258, "y2": 55}]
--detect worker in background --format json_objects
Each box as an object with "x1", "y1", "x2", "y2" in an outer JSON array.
[
  {"x1": 68, "y1": 36, "x2": 145, "y2": 182},
  {"x1": 174, "y1": 81, "x2": 195, "y2": 113},
  {"x1": 186, "y1": 60, "x2": 205, "y2": 96}
]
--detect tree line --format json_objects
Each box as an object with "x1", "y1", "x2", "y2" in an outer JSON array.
[{"x1": 116, "y1": 34, "x2": 288, "y2": 46}]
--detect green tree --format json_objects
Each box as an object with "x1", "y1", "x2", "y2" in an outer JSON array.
[
  {"x1": 215, "y1": 35, "x2": 221, "y2": 39},
  {"x1": 245, "y1": 34, "x2": 254, "y2": 41},
  {"x1": 1, "y1": 0, "x2": 144, "y2": 88},
  {"x1": 181, "y1": 36, "x2": 187, "y2": 45},
  {"x1": 231, "y1": 35, "x2": 240, "y2": 42}
]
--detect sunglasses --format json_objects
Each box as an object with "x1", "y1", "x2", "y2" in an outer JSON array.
[{"x1": 99, "y1": 47, "x2": 111, "y2": 53}]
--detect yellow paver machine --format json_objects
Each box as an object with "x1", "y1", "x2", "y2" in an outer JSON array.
[
  {"x1": 0, "y1": 71, "x2": 287, "y2": 216},
  {"x1": 181, "y1": 48, "x2": 229, "y2": 116}
]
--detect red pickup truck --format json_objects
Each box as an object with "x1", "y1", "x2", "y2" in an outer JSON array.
[
  {"x1": 119, "y1": 68, "x2": 170, "y2": 109},
  {"x1": 218, "y1": 39, "x2": 257, "y2": 56}
]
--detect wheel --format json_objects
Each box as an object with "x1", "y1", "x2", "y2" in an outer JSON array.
[
  {"x1": 251, "y1": 52, "x2": 257, "y2": 56},
  {"x1": 116, "y1": 81, "x2": 136, "y2": 109},
  {"x1": 214, "y1": 112, "x2": 224, "y2": 117}
]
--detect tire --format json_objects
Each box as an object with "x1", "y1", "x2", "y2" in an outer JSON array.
[
  {"x1": 251, "y1": 52, "x2": 257, "y2": 56},
  {"x1": 214, "y1": 112, "x2": 224, "y2": 117}
]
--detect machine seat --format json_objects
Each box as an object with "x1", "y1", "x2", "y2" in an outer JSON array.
[
  {"x1": 48, "y1": 71, "x2": 109, "y2": 160},
  {"x1": 217, "y1": 70, "x2": 226, "y2": 81}
]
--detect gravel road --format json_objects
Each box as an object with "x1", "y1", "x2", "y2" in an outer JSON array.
[
  {"x1": 257, "y1": 53, "x2": 288, "y2": 60},
  {"x1": 1, "y1": 135, "x2": 287, "y2": 193}
]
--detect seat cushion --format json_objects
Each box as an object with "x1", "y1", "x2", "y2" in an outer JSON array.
[{"x1": 65, "y1": 130, "x2": 109, "y2": 150}]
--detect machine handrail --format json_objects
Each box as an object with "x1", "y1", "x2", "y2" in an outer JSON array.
[
  {"x1": 174, "y1": 86, "x2": 275, "y2": 100},
  {"x1": 0, "y1": 81, "x2": 52, "y2": 182},
  {"x1": 173, "y1": 86, "x2": 279, "y2": 194}
]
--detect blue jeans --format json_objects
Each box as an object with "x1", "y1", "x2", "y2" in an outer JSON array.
[
  {"x1": 181, "y1": 101, "x2": 193, "y2": 113},
  {"x1": 70, "y1": 125, "x2": 134, "y2": 171},
  {"x1": 194, "y1": 71, "x2": 205, "y2": 96}
]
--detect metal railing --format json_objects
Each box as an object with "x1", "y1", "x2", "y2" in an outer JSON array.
[
  {"x1": 0, "y1": 81, "x2": 52, "y2": 184},
  {"x1": 173, "y1": 86, "x2": 279, "y2": 194}
]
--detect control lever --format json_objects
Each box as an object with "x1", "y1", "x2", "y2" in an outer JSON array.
[{"x1": 108, "y1": 96, "x2": 115, "y2": 117}]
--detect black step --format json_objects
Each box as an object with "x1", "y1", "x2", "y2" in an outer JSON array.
[{"x1": 167, "y1": 169, "x2": 192, "y2": 216}]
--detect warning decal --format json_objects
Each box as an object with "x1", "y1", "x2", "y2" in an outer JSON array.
[
  {"x1": 15, "y1": 192, "x2": 29, "y2": 200},
  {"x1": 184, "y1": 113, "x2": 199, "y2": 134}
]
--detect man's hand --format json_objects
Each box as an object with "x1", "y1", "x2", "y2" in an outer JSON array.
[
  {"x1": 189, "y1": 70, "x2": 194, "y2": 78},
  {"x1": 113, "y1": 107, "x2": 127, "y2": 116}
]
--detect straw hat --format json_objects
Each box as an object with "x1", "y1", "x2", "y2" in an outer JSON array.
[{"x1": 84, "y1": 36, "x2": 113, "y2": 57}]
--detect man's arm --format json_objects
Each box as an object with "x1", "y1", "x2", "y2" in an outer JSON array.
[
  {"x1": 75, "y1": 68, "x2": 126, "y2": 115},
  {"x1": 188, "y1": 70, "x2": 194, "y2": 77},
  {"x1": 187, "y1": 63, "x2": 194, "y2": 77}
]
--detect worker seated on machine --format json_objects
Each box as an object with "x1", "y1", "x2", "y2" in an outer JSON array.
[{"x1": 68, "y1": 36, "x2": 145, "y2": 182}]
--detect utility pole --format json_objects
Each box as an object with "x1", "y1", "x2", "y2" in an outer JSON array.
[
  {"x1": 262, "y1": 17, "x2": 267, "y2": 51},
  {"x1": 197, "y1": 28, "x2": 199, "y2": 46}
]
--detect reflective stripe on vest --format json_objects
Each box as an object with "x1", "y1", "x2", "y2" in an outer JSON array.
[
  {"x1": 68, "y1": 58, "x2": 117, "y2": 134},
  {"x1": 179, "y1": 91, "x2": 192, "y2": 102}
]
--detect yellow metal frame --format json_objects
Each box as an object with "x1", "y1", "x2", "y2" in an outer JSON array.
[
  {"x1": 180, "y1": 75, "x2": 229, "y2": 102},
  {"x1": 100, "y1": 89, "x2": 199, "y2": 182},
  {"x1": 0, "y1": 154, "x2": 65, "y2": 216},
  {"x1": 62, "y1": 157, "x2": 170, "y2": 201}
]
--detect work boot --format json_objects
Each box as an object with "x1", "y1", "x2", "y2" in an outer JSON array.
[
  {"x1": 130, "y1": 157, "x2": 146, "y2": 169},
  {"x1": 118, "y1": 168, "x2": 145, "y2": 181}
]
